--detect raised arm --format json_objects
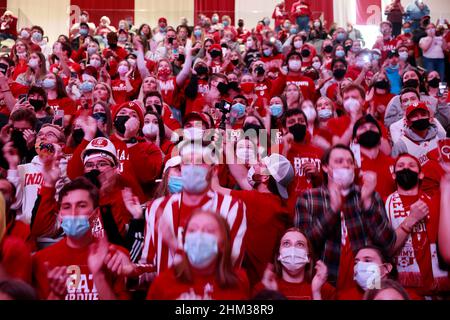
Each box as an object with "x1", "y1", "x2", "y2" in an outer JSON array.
[{"x1": 176, "y1": 39, "x2": 193, "y2": 87}]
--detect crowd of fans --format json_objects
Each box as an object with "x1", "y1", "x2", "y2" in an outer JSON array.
[{"x1": 0, "y1": 0, "x2": 449, "y2": 301}]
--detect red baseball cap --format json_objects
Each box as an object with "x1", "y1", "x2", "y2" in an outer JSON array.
[
  {"x1": 209, "y1": 44, "x2": 222, "y2": 53},
  {"x1": 405, "y1": 102, "x2": 429, "y2": 118},
  {"x1": 158, "y1": 17, "x2": 167, "y2": 24},
  {"x1": 183, "y1": 112, "x2": 210, "y2": 129}
]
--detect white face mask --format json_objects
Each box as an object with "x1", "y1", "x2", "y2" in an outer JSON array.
[
  {"x1": 332, "y1": 168, "x2": 355, "y2": 189},
  {"x1": 354, "y1": 261, "x2": 381, "y2": 291},
  {"x1": 236, "y1": 147, "x2": 257, "y2": 164},
  {"x1": 312, "y1": 62, "x2": 321, "y2": 70},
  {"x1": 278, "y1": 247, "x2": 309, "y2": 272},
  {"x1": 399, "y1": 51, "x2": 408, "y2": 61},
  {"x1": 343, "y1": 98, "x2": 361, "y2": 114},
  {"x1": 246, "y1": 40, "x2": 254, "y2": 48},
  {"x1": 302, "y1": 106, "x2": 317, "y2": 122},
  {"x1": 288, "y1": 60, "x2": 301, "y2": 72},
  {"x1": 90, "y1": 59, "x2": 101, "y2": 68},
  {"x1": 183, "y1": 127, "x2": 204, "y2": 141},
  {"x1": 142, "y1": 123, "x2": 159, "y2": 138},
  {"x1": 28, "y1": 58, "x2": 39, "y2": 69},
  {"x1": 247, "y1": 166, "x2": 257, "y2": 188},
  {"x1": 293, "y1": 40, "x2": 303, "y2": 49}
]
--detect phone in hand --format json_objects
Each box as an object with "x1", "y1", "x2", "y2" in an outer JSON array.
[
  {"x1": 438, "y1": 82, "x2": 447, "y2": 97},
  {"x1": 18, "y1": 94, "x2": 28, "y2": 102},
  {"x1": 70, "y1": 71, "x2": 78, "y2": 79},
  {"x1": 53, "y1": 110, "x2": 64, "y2": 127}
]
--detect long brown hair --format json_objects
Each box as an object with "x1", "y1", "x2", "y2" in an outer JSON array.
[
  {"x1": 174, "y1": 210, "x2": 240, "y2": 288},
  {"x1": 273, "y1": 227, "x2": 316, "y2": 283}
]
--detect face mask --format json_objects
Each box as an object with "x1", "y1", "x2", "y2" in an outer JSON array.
[
  {"x1": 90, "y1": 59, "x2": 101, "y2": 68},
  {"x1": 324, "y1": 45, "x2": 333, "y2": 53},
  {"x1": 293, "y1": 40, "x2": 303, "y2": 49},
  {"x1": 118, "y1": 65, "x2": 129, "y2": 75},
  {"x1": 372, "y1": 54, "x2": 380, "y2": 61},
  {"x1": 79, "y1": 81, "x2": 94, "y2": 93},
  {"x1": 195, "y1": 65, "x2": 208, "y2": 76},
  {"x1": 29, "y1": 99, "x2": 45, "y2": 111},
  {"x1": 231, "y1": 59, "x2": 239, "y2": 66},
  {"x1": 80, "y1": 29, "x2": 89, "y2": 37},
  {"x1": 288, "y1": 60, "x2": 301, "y2": 72},
  {"x1": 158, "y1": 68, "x2": 171, "y2": 78},
  {"x1": 404, "y1": 79, "x2": 419, "y2": 88},
  {"x1": 263, "y1": 49, "x2": 272, "y2": 57},
  {"x1": 212, "y1": 17, "x2": 219, "y2": 24},
  {"x1": 312, "y1": 62, "x2": 321, "y2": 70},
  {"x1": 184, "y1": 232, "x2": 218, "y2": 268},
  {"x1": 428, "y1": 78, "x2": 440, "y2": 88},
  {"x1": 168, "y1": 175, "x2": 183, "y2": 194},
  {"x1": 92, "y1": 112, "x2": 107, "y2": 123},
  {"x1": 216, "y1": 82, "x2": 229, "y2": 95},
  {"x1": 354, "y1": 261, "x2": 381, "y2": 291},
  {"x1": 20, "y1": 30, "x2": 30, "y2": 38},
  {"x1": 240, "y1": 82, "x2": 255, "y2": 94},
  {"x1": 395, "y1": 168, "x2": 419, "y2": 190},
  {"x1": 336, "y1": 33, "x2": 346, "y2": 42},
  {"x1": 352, "y1": 47, "x2": 361, "y2": 54},
  {"x1": 411, "y1": 118, "x2": 430, "y2": 131},
  {"x1": 246, "y1": 40, "x2": 254, "y2": 48},
  {"x1": 109, "y1": 42, "x2": 117, "y2": 49},
  {"x1": 210, "y1": 50, "x2": 221, "y2": 59},
  {"x1": 301, "y1": 49, "x2": 311, "y2": 58},
  {"x1": 314, "y1": 22, "x2": 321, "y2": 28},
  {"x1": 243, "y1": 123, "x2": 262, "y2": 135},
  {"x1": 238, "y1": 22, "x2": 244, "y2": 28},
  {"x1": 403, "y1": 28, "x2": 411, "y2": 34},
  {"x1": 357, "y1": 130, "x2": 381, "y2": 148},
  {"x1": 32, "y1": 33, "x2": 43, "y2": 42},
  {"x1": 374, "y1": 80, "x2": 389, "y2": 90},
  {"x1": 181, "y1": 165, "x2": 209, "y2": 194},
  {"x1": 118, "y1": 36, "x2": 127, "y2": 43},
  {"x1": 114, "y1": 115, "x2": 130, "y2": 135},
  {"x1": 231, "y1": 103, "x2": 245, "y2": 119},
  {"x1": 333, "y1": 68, "x2": 346, "y2": 80},
  {"x1": 142, "y1": 123, "x2": 159, "y2": 138},
  {"x1": 87, "y1": 47, "x2": 98, "y2": 56},
  {"x1": 335, "y1": 50, "x2": 345, "y2": 58},
  {"x1": 228, "y1": 82, "x2": 239, "y2": 92},
  {"x1": 290, "y1": 28, "x2": 297, "y2": 35},
  {"x1": 427, "y1": 28, "x2": 436, "y2": 36},
  {"x1": 194, "y1": 30, "x2": 202, "y2": 38},
  {"x1": 344, "y1": 45, "x2": 352, "y2": 52},
  {"x1": 270, "y1": 104, "x2": 283, "y2": 118},
  {"x1": 332, "y1": 168, "x2": 355, "y2": 188},
  {"x1": 236, "y1": 147, "x2": 256, "y2": 164},
  {"x1": 278, "y1": 247, "x2": 309, "y2": 272},
  {"x1": 28, "y1": 58, "x2": 39, "y2": 69},
  {"x1": 42, "y1": 79, "x2": 56, "y2": 90},
  {"x1": 343, "y1": 98, "x2": 361, "y2": 114},
  {"x1": 72, "y1": 128, "x2": 85, "y2": 145},
  {"x1": 255, "y1": 65, "x2": 265, "y2": 76},
  {"x1": 355, "y1": 60, "x2": 365, "y2": 69},
  {"x1": 302, "y1": 107, "x2": 317, "y2": 122},
  {"x1": 84, "y1": 169, "x2": 101, "y2": 188},
  {"x1": 247, "y1": 166, "x2": 258, "y2": 188},
  {"x1": 183, "y1": 127, "x2": 204, "y2": 141},
  {"x1": 318, "y1": 109, "x2": 333, "y2": 120},
  {"x1": 223, "y1": 20, "x2": 230, "y2": 27},
  {"x1": 289, "y1": 123, "x2": 307, "y2": 142},
  {"x1": 61, "y1": 216, "x2": 91, "y2": 239}
]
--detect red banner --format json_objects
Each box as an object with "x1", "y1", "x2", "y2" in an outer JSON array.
[{"x1": 356, "y1": 0, "x2": 382, "y2": 25}]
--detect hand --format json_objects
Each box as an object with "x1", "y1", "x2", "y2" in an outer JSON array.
[
  {"x1": 98, "y1": 167, "x2": 118, "y2": 195},
  {"x1": 122, "y1": 188, "x2": 143, "y2": 219},
  {"x1": 302, "y1": 162, "x2": 319, "y2": 177},
  {"x1": 261, "y1": 264, "x2": 278, "y2": 291},
  {"x1": 45, "y1": 262, "x2": 69, "y2": 298},
  {"x1": 328, "y1": 179, "x2": 342, "y2": 213},
  {"x1": 104, "y1": 245, "x2": 136, "y2": 277},
  {"x1": 158, "y1": 214, "x2": 178, "y2": 253},
  {"x1": 311, "y1": 260, "x2": 328, "y2": 298},
  {"x1": 361, "y1": 171, "x2": 377, "y2": 209},
  {"x1": 41, "y1": 144, "x2": 62, "y2": 188},
  {"x1": 2, "y1": 141, "x2": 20, "y2": 169},
  {"x1": 133, "y1": 37, "x2": 144, "y2": 52},
  {"x1": 0, "y1": 124, "x2": 11, "y2": 144},
  {"x1": 88, "y1": 236, "x2": 109, "y2": 275},
  {"x1": 23, "y1": 129, "x2": 36, "y2": 149},
  {"x1": 408, "y1": 199, "x2": 429, "y2": 225},
  {"x1": 124, "y1": 117, "x2": 139, "y2": 140},
  {"x1": 78, "y1": 115, "x2": 97, "y2": 141},
  {"x1": 376, "y1": 104, "x2": 386, "y2": 115}
]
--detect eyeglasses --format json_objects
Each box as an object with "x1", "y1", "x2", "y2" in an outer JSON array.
[
  {"x1": 84, "y1": 161, "x2": 112, "y2": 170},
  {"x1": 37, "y1": 131, "x2": 59, "y2": 140}
]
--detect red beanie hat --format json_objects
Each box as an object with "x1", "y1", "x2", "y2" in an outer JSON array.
[{"x1": 112, "y1": 101, "x2": 144, "y2": 128}]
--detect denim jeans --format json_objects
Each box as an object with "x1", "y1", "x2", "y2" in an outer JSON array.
[
  {"x1": 296, "y1": 16, "x2": 310, "y2": 32},
  {"x1": 423, "y1": 57, "x2": 446, "y2": 82}
]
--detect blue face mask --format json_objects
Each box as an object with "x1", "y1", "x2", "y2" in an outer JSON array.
[
  {"x1": 403, "y1": 28, "x2": 411, "y2": 34},
  {"x1": 32, "y1": 32, "x2": 43, "y2": 43},
  {"x1": 181, "y1": 165, "x2": 209, "y2": 194},
  {"x1": 223, "y1": 20, "x2": 229, "y2": 27},
  {"x1": 80, "y1": 29, "x2": 89, "y2": 36},
  {"x1": 335, "y1": 50, "x2": 345, "y2": 58},
  {"x1": 194, "y1": 30, "x2": 202, "y2": 38},
  {"x1": 168, "y1": 175, "x2": 183, "y2": 194},
  {"x1": 290, "y1": 28, "x2": 297, "y2": 34},
  {"x1": 336, "y1": 33, "x2": 346, "y2": 42},
  {"x1": 231, "y1": 103, "x2": 246, "y2": 119},
  {"x1": 61, "y1": 216, "x2": 91, "y2": 239},
  {"x1": 270, "y1": 104, "x2": 283, "y2": 118},
  {"x1": 79, "y1": 81, "x2": 94, "y2": 93},
  {"x1": 184, "y1": 232, "x2": 218, "y2": 268},
  {"x1": 42, "y1": 79, "x2": 56, "y2": 90}
]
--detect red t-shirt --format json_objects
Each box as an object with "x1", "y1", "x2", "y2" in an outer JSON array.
[
  {"x1": 47, "y1": 97, "x2": 77, "y2": 116},
  {"x1": 337, "y1": 209, "x2": 356, "y2": 292},
  {"x1": 359, "y1": 152, "x2": 396, "y2": 200},
  {"x1": 254, "y1": 278, "x2": 336, "y2": 300},
  {"x1": 32, "y1": 238, "x2": 129, "y2": 300},
  {"x1": 372, "y1": 38, "x2": 397, "y2": 62},
  {"x1": 111, "y1": 78, "x2": 141, "y2": 105},
  {"x1": 230, "y1": 190, "x2": 290, "y2": 286},
  {"x1": 283, "y1": 74, "x2": 316, "y2": 102},
  {"x1": 0, "y1": 236, "x2": 32, "y2": 283},
  {"x1": 158, "y1": 77, "x2": 178, "y2": 108},
  {"x1": 147, "y1": 267, "x2": 250, "y2": 300}
]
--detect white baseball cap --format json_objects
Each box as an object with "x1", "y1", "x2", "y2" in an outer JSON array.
[{"x1": 261, "y1": 153, "x2": 294, "y2": 199}]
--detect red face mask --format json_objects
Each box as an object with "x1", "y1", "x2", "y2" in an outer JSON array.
[
  {"x1": 158, "y1": 68, "x2": 171, "y2": 78},
  {"x1": 240, "y1": 82, "x2": 255, "y2": 94}
]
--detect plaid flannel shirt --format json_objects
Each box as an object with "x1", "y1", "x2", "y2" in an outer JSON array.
[{"x1": 295, "y1": 184, "x2": 396, "y2": 286}]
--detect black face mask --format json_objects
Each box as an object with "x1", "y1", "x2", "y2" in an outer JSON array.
[
  {"x1": 114, "y1": 115, "x2": 130, "y2": 135},
  {"x1": 403, "y1": 79, "x2": 419, "y2": 88},
  {"x1": 92, "y1": 112, "x2": 107, "y2": 123},
  {"x1": 428, "y1": 78, "x2": 440, "y2": 88},
  {"x1": 243, "y1": 123, "x2": 262, "y2": 135},
  {"x1": 210, "y1": 50, "x2": 221, "y2": 59},
  {"x1": 0, "y1": 63, "x2": 8, "y2": 75},
  {"x1": 29, "y1": 99, "x2": 45, "y2": 111},
  {"x1": 288, "y1": 123, "x2": 307, "y2": 142},
  {"x1": 333, "y1": 68, "x2": 346, "y2": 80},
  {"x1": 231, "y1": 59, "x2": 239, "y2": 66},
  {"x1": 238, "y1": 22, "x2": 244, "y2": 28},
  {"x1": 395, "y1": 169, "x2": 419, "y2": 190},
  {"x1": 411, "y1": 118, "x2": 430, "y2": 131},
  {"x1": 324, "y1": 45, "x2": 333, "y2": 53},
  {"x1": 374, "y1": 80, "x2": 389, "y2": 90},
  {"x1": 217, "y1": 82, "x2": 229, "y2": 95},
  {"x1": 344, "y1": 45, "x2": 352, "y2": 52},
  {"x1": 84, "y1": 169, "x2": 101, "y2": 188},
  {"x1": 108, "y1": 43, "x2": 117, "y2": 49},
  {"x1": 301, "y1": 49, "x2": 311, "y2": 57},
  {"x1": 195, "y1": 65, "x2": 208, "y2": 76},
  {"x1": 11, "y1": 130, "x2": 28, "y2": 156},
  {"x1": 255, "y1": 65, "x2": 265, "y2": 76},
  {"x1": 228, "y1": 81, "x2": 240, "y2": 91},
  {"x1": 146, "y1": 104, "x2": 162, "y2": 115},
  {"x1": 72, "y1": 128, "x2": 85, "y2": 145},
  {"x1": 167, "y1": 37, "x2": 175, "y2": 45},
  {"x1": 357, "y1": 130, "x2": 381, "y2": 148},
  {"x1": 177, "y1": 54, "x2": 185, "y2": 63}
]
